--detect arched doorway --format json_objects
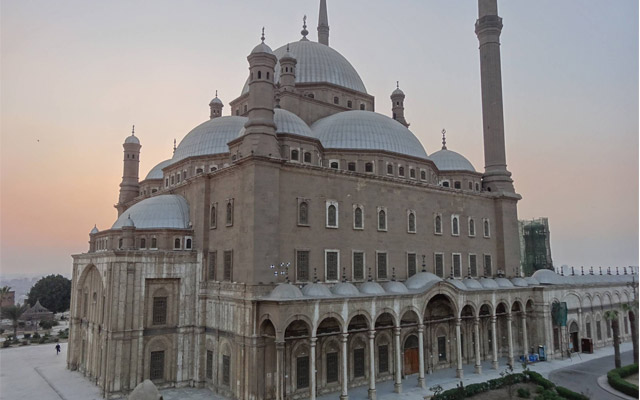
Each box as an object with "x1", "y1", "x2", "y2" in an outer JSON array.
[
  {"x1": 403, "y1": 335, "x2": 419, "y2": 375},
  {"x1": 424, "y1": 294, "x2": 456, "y2": 373},
  {"x1": 259, "y1": 319, "x2": 276, "y2": 399},
  {"x1": 568, "y1": 321, "x2": 579, "y2": 353},
  {"x1": 284, "y1": 319, "x2": 311, "y2": 397}
]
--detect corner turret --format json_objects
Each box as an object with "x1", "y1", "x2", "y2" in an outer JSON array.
[
  {"x1": 279, "y1": 44, "x2": 297, "y2": 91},
  {"x1": 209, "y1": 91, "x2": 223, "y2": 119},
  {"x1": 391, "y1": 82, "x2": 409, "y2": 127}
]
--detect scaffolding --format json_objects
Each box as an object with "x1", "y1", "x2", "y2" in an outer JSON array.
[{"x1": 519, "y1": 217, "x2": 553, "y2": 276}]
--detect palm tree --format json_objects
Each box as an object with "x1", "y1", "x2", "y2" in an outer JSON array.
[
  {"x1": 0, "y1": 286, "x2": 11, "y2": 302},
  {"x1": 622, "y1": 303, "x2": 638, "y2": 364},
  {"x1": 605, "y1": 310, "x2": 621, "y2": 368},
  {"x1": 1, "y1": 304, "x2": 27, "y2": 338}
]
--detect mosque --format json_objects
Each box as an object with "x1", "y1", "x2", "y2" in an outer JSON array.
[{"x1": 67, "y1": 1, "x2": 636, "y2": 399}]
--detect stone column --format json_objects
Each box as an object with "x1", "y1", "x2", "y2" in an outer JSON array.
[
  {"x1": 491, "y1": 315, "x2": 498, "y2": 369},
  {"x1": 310, "y1": 337, "x2": 317, "y2": 400},
  {"x1": 507, "y1": 313, "x2": 514, "y2": 366},
  {"x1": 418, "y1": 324, "x2": 425, "y2": 388},
  {"x1": 368, "y1": 330, "x2": 376, "y2": 400},
  {"x1": 522, "y1": 312, "x2": 529, "y2": 357},
  {"x1": 340, "y1": 333, "x2": 348, "y2": 400},
  {"x1": 474, "y1": 317, "x2": 482, "y2": 374},
  {"x1": 276, "y1": 341, "x2": 285, "y2": 400},
  {"x1": 393, "y1": 327, "x2": 402, "y2": 393},
  {"x1": 455, "y1": 318, "x2": 463, "y2": 378}
]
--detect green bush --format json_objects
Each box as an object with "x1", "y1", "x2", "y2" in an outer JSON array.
[
  {"x1": 38, "y1": 337, "x2": 48, "y2": 344},
  {"x1": 2, "y1": 340, "x2": 10, "y2": 348},
  {"x1": 33, "y1": 332, "x2": 41, "y2": 339},
  {"x1": 525, "y1": 371, "x2": 555, "y2": 390},
  {"x1": 534, "y1": 389, "x2": 562, "y2": 400},
  {"x1": 555, "y1": 386, "x2": 588, "y2": 400},
  {"x1": 517, "y1": 387, "x2": 531, "y2": 398},
  {"x1": 607, "y1": 364, "x2": 639, "y2": 398}
]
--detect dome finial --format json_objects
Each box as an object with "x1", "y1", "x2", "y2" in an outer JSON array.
[
  {"x1": 173, "y1": 138, "x2": 177, "y2": 154},
  {"x1": 397, "y1": 81, "x2": 399, "y2": 89},
  {"x1": 441, "y1": 128, "x2": 447, "y2": 150},
  {"x1": 215, "y1": 89, "x2": 218, "y2": 98},
  {"x1": 131, "y1": 124, "x2": 135, "y2": 136},
  {"x1": 301, "y1": 15, "x2": 309, "y2": 39},
  {"x1": 261, "y1": 27, "x2": 265, "y2": 43}
]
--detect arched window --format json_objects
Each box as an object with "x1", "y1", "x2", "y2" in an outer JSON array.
[
  {"x1": 483, "y1": 219, "x2": 490, "y2": 237},
  {"x1": 393, "y1": 112, "x2": 397, "y2": 120},
  {"x1": 454, "y1": 181, "x2": 461, "y2": 189},
  {"x1": 435, "y1": 215, "x2": 442, "y2": 234},
  {"x1": 365, "y1": 162, "x2": 373, "y2": 173},
  {"x1": 291, "y1": 149, "x2": 299, "y2": 161},
  {"x1": 226, "y1": 202, "x2": 233, "y2": 226},
  {"x1": 408, "y1": 212, "x2": 416, "y2": 233},
  {"x1": 196, "y1": 167, "x2": 203, "y2": 174},
  {"x1": 469, "y1": 218, "x2": 475, "y2": 237},
  {"x1": 330, "y1": 161, "x2": 339, "y2": 169},
  {"x1": 304, "y1": 152, "x2": 311, "y2": 163},
  {"x1": 410, "y1": 168, "x2": 416, "y2": 178},
  {"x1": 387, "y1": 164, "x2": 393, "y2": 175},
  {"x1": 174, "y1": 238, "x2": 181, "y2": 249},
  {"x1": 151, "y1": 237, "x2": 157, "y2": 249},
  {"x1": 348, "y1": 162, "x2": 356, "y2": 171},
  {"x1": 266, "y1": 71, "x2": 270, "y2": 80},
  {"x1": 298, "y1": 201, "x2": 309, "y2": 225},
  {"x1": 360, "y1": 104, "x2": 365, "y2": 110},
  {"x1": 399, "y1": 166, "x2": 405, "y2": 176},
  {"x1": 475, "y1": 182, "x2": 480, "y2": 191},
  {"x1": 257, "y1": 71, "x2": 262, "y2": 79},
  {"x1": 347, "y1": 100, "x2": 353, "y2": 108},
  {"x1": 185, "y1": 238, "x2": 192, "y2": 249},
  {"x1": 307, "y1": 93, "x2": 315, "y2": 99},
  {"x1": 420, "y1": 170, "x2": 426, "y2": 180},
  {"x1": 354, "y1": 206, "x2": 363, "y2": 229},
  {"x1": 452, "y1": 216, "x2": 459, "y2": 236},
  {"x1": 442, "y1": 181, "x2": 449, "y2": 187},
  {"x1": 140, "y1": 238, "x2": 146, "y2": 249},
  {"x1": 378, "y1": 209, "x2": 386, "y2": 231},
  {"x1": 210, "y1": 205, "x2": 216, "y2": 228},
  {"x1": 118, "y1": 238, "x2": 123, "y2": 249},
  {"x1": 468, "y1": 181, "x2": 473, "y2": 190},
  {"x1": 333, "y1": 96, "x2": 339, "y2": 104},
  {"x1": 243, "y1": 104, "x2": 248, "y2": 113},
  {"x1": 327, "y1": 204, "x2": 337, "y2": 227},
  {"x1": 235, "y1": 109, "x2": 240, "y2": 116}
]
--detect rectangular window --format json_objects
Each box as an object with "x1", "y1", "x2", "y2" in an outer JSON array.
[
  {"x1": 222, "y1": 354, "x2": 230, "y2": 386},
  {"x1": 326, "y1": 250, "x2": 339, "y2": 281},
  {"x1": 353, "y1": 251, "x2": 365, "y2": 281},
  {"x1": 353, "y1": 348, "x2": 365, "y2": 378},
  {"x1": 377, "y1": 252, "x2": 388, "y2": 280},
  {"x1": 586, "y1": 322, "x2": 592, "y2": 338},
  {"x1": 407, "y1": 253, "x2": 417, "y2": 277},
  {"x1": 206, "y1": 350, "x2": 213, "y2": 380},
  {"x1": 326, "y1": 352, "x2": 338, "y2": 383},
  {"x1": 296, "y1": 250, "x2": 310, "y2": 282},
  {"x1": 152, "y1": 296, "x2": 167, "y2": 325},
  {"x1": 483, "y1": 254, "x2": 492, "y2": 276},
  {"x1": 223, "y1": 250, "x2": 233, "y2": 282},
  {"x1": 150, "y1": 350, "x2": 165, "y2": 381},
  {"x1": 296, "y1": 356, "x2": 309, "y2": 389},
  {"x1": 437, "y1": 336, "x2": 447, "y2": 361},
  {"x1": 469, "y1": 254, "x2": 477, "y2": 277},
  {"x1": 435, "y1": 253, "x2": 444, "y2": 278},
  {"x1": 597, "y1": 321, "x2": 602, "y2": 341},
  {"x1": 378, "y1": 345, "x2": 389, "y2": 373},
  {"x1": 208, "y1": 251, "x2": 217, "y2": 281},
  {"x1": 452, "y1": 253, "x2": 461, "y2": 278}
]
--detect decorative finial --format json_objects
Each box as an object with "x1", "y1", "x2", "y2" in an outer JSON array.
[
  {"x1": 287, "y1": 43, "x2": 290, "y2": 52},
  {"x1": 173, "y1": 138, "x2": 177, "y2": 154},
  {"x1": 301, "y1": 15, "x2": 309, "y2": 38},
  {"x1": 131, "y1": 125, "x2": 135, "y2": 136},
  {"x1": 215, "y1": 89, "x2": 218, "y2": 98},
  {"x1": 261, "y1": 27, "x2": 265, "y2": 43},
  {"x1": 441, "y1": 129, "x2": 447, "y2": 150},
  {"x1": 422, "y1": 255, "x2": 426, "y2": 272},
  {"x1": 397, "y1": 81, "x2": 399, "y2": 89}
]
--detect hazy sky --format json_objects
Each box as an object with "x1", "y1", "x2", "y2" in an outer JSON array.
[{"x1": 1, "y1": 1, "x2": 638, "y2": 276}]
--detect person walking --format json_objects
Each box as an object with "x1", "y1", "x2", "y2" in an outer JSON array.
[{"x1": 55, "y1": 343, "x2": 61, "y2": 355}]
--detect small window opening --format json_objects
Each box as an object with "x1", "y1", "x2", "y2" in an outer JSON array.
[{"x1": 348, "y1": 162, "x2": 356, "y2": 171}]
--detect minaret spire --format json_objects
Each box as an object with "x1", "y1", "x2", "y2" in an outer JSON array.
[
  {"x1": 441, "y1": 129, "x2": 447, "y2": 150},
  {"x1": 301, "y1": 15, "x2": 309, "y2": 40},
  {"x1": 317, "y1": 0, "x2": 329, "y2": 46}
]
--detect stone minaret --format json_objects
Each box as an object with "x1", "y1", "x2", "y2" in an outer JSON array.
[
  {"x1": 116, "y1": 126, "x2": 141, "y2": 216},
  {"x1": 239, "y1": 29, "x2": 280, "y2": 158},
  {"x1": 209, "y1": 91, "x2": 223, "y2": 119},
  {"x1": 279, "y1": 44, "x2": 297, "y2": 91},
  {"x1": 317, "y1": 0, "x2": 329, "y2": 46},
  {"x1": 475, "y1": 0, "x2": 514, "y2": 193},
  {"x1": 391, "y1": 82, "x2": 409, "y2": 127}
]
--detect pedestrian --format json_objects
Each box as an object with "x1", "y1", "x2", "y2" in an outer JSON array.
[{"x1": 55, "y1": 343, "x2": 61, "y2": 355}]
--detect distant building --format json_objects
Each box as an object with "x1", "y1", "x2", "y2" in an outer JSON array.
[
  {"x1": 21, "y1": 300, "x2": 54, "y2": 321},
  {"x1": 0, "y1": 290, "x2": 15, "y2": 308},
  {"x1": 519, "y1": 218, "x2": 553, "y2": 276}
]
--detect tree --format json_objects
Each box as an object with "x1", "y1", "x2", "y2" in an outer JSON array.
[
  {"x1": 1, "y1": 304, "x2": 27, "y2": 337},
  {"x1": 27, "y1": 274, "x2": 71, "y2": 313},
  {"x1": 605, "y1": 310, "x2": 621, "y2": 368},
  {"x1": 0, "y1": 286, "x2": 11, "y2": 299},
  {"x1": 622, "y1": 303, "x2": 638, "y2": 364}
]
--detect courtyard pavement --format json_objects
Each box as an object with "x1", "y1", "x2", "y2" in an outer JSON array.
[{"x1": 0, "y1": 341, "x2": 633, "y2": 400}]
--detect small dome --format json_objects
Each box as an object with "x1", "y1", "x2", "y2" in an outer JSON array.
[
  {"x1": 447, "y1": 278, "x2": 468, "y2": 290},
  {"x1": 209, "y1": 96, "x2": 223, "y2": 106},
  {"x1": 524, "y1": 276, "x2": 540, "y2": 286},
  {"x1": 405, "y1": 272, "x2": 442, "y2": 290},
  {"x1": 478, "y1": 277, "x2": 499, "y2": 289},
  {"x1": 359, "y1": 281, "x2": 385, "y2": 295},
  {"x1": 144, "y1": 159, "x2": 172, "y2": 181},
  {"x1": 429, "y1": 148, "x2": 476, "y2": 172},
  {"x1": 301, "y1": 283, "x2": 332, "y2": 298},
  {"x1": 382, "y1": 281, "x2": 408, "y2": 294},
  {"x1": 532, "y1": 269, "x2": 567, "y2": 285},
  {"x1": 172, "y1": 116, "x2": 247, "y2": 164},
  {"x1": 251, "y1": 42, "x2": 274, "y2": 55},
  {"x1": 510, "y1": 277, "x2": 529, "y2": 287},
  {"x1": 269, "y1": 283, "x2": 303, "y2": 299},
  {"x1": 331, "y1": 282, "x2": 360, "y2": 296},
  {"x1": 391, "y1": 87, "x2": 405, "y2": 97},
  {"x1": 495, "y1": 277, "x2": 514, "y2": 288},
  {"x1": 122, "y1": 215, "x2": 135, "y2": 228},
  {"x1": 312, "y1": 111, "x2": 428, "y2": 159},
  {"x1": 463, "y1": 278, "x2": 483, "y2": 290},
  {"x1": 111, "y1": 195, "x2": 190, "y2": 230},
  {"x1": 90, "y1": 225, "x2": 99, "y2": 235},
  {"x1": 125, "y1": 135, "x2": 140, "y2": 144},
  {"x1": 238, "y1": 109, "x2": 314, "y2": 138}
]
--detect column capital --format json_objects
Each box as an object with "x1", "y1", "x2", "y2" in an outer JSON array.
[
  {"x1": 310, "y1": 336, "x2": 317, "y2": 345},
  {"x1": 418, "y1": 324, "x2": 424, "y2": 333},
  {"x1": 368, "y1": 329, "x2": 376, "y2": 339},
  {"x1": 491, "y1": 315, "x2": 497, "y2": 322},
  {"x1": 341, "y1": 332, "x2": 349, "y2": 342},
  {"x1": 506, "y1": 313, "x2": 513, "y2": 321},
  {"x1": 474, "y1": 317, "x2": 480, "y2": 325},
  {"x1": 393, "y1": 326, "x2": 401, "y2": 335},
  {"x1": 455, "y1": 317, "x2": 461, "y2": 326},
  {"x1": 276, "y1": 340, "x2": 285, "y2": 349}
]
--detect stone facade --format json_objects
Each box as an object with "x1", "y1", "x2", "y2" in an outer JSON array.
[{"x1": 68, "y1": 1, "x2": 636, "y2": 399}]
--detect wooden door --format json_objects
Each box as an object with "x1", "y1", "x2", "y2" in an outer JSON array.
[{"x1": 404, "y1": 348, "x2": 419, "y2": 375}]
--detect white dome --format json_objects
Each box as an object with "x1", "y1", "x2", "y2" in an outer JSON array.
[
  {"x1": 478, "y1": 277, "x2": 499, "y2": 289},
  {"x1": 429, "y1": 148, "x2": 476, "y2": 172},
  {"x1": 172, "y1": 116, "x2": 247, "y2": 164},
  {"x1": 391, "y1": 87, "x2": 405, "y2": 97},
  {"x1": 242, "y1": 40, "x2": 367, "y2": 95},
  {"x1": 495, "y1": 278, "x2": 514, "y2": 288},
  {"x1": 359, "y1": 281, "x2": 385, "y2": 295},
  {"x1": 382, "y1": 281, "x2": 408, "y2": 294},
  {"x1": 90, "y1": 225, "x2": 99, "y2": 235},
  {"x1": 301, "y1": 283, "x2": 333, "y2": 298},
  {"x1": 511, "y1": 277, "x2": 529, "y2": 287},
  {"x1": 463, "y1": 278, "x2": 483, "y2": 290},
  {"x1": 251, "y1": 41, "x2": 274, "y2": 55},
  {"x1": 405, "y1": 272, "x2": 442, "y2": 290},
  {"x1": 238, "y1": 109, "x2": 314, "y2": 138},
  {"x1": 524, "y1": 276, "x2": 540, "y2": 285},
  {"x1": 111, "y1": 195, "x2": 190, "y2": 230},
  {"x1": 331, "y1": 282, "x2": 360, "y2": 296},
  {"x1": 125, "y1": 135, "x2": 140, "y2": 145},
  {"x1": 312, "y1": 111, "x2": 428, "y2": 159},
  {"x1": 209, "y1": 96, "x2": 223, "y2": 105},
  {"x1": 268, "y1": 283, "x2": 303, "y2": 299},
  {"x1": 144, "y1": 159, "x2": 172, "y2": 180},
  {"x1": 447, "y1": 278, "x2": 468, "y2": 290},
  {"x1": 532, "y1": 269, "x2": 567, "y2": 285}
]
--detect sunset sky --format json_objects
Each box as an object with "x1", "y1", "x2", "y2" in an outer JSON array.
[{"x1": 1, "y1": 0, "x2": 638, "y2": 277}]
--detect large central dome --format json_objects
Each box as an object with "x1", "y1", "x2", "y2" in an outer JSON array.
[{"x1": 241, "y1": 40, "x2": 367, "y2": 95}]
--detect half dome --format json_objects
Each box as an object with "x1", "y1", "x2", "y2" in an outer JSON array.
[
  {"x1": 463, "y1": 278, "x2": 483, "y2": 290},
  {"x1": 382, "y1": 281, "x2": 408, "y2": 294},
  {"x1": 312, "y1": 111, "x2": 428, "y2": 159},
  {"x1": 359, "y1": 281, "x2": 385, "y2": 295},
  {"x1": 111, "y1": 195, "x2": 190, "y2": 230},
  {"x1": 172, "y1": 116, "x2": 247, "y2": 164},
  {"x1": 268, "y1": 283, "x2": 303, "y2": 300},
  {"x1": 301, "y1": 283, "x2": 333, "y2": 298},
  {"x1": 478, "y1": 278, "x2": 499, "y2": 289},
  {"x1": 241, "y1": 40, "x2": 367, "y2": 95},
  {"x1": 331, "y1": 282, "x2": 360, "y2": 296},
  {"x1": 144, "y1": 159, "x2": 173, "y2": 181},
  {"x1": 429, "y1": 148, "x2": 476, "y2": 172}
]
